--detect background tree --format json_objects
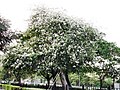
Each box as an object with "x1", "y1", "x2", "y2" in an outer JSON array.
[
  {"x1": 0, "y1": 16, "x2": 14, "y2": 51},
  {"x1": 108, "y1": 65, "x2": 120, "y2": 89},
  {"x1": 93, "y1": 39, "x2": 120, "y2": 90},
  {"x1": 2, "y1": 42, "x2": 35, "y2": 85},
  {"x1": 21, "y1": 7, "x2": 103, "y2": 90}
]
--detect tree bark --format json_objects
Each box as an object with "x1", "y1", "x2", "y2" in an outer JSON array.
[
  {"x1": 51, "y1": 69, "x2": 58, "y2": 90},
  {"x1": 65, "y1": 71, "x2": 71, "y2": 87},
  {"x1": 52, "y1": 77, "x2": 56, "y2": 90},
  {"x1": 112, "y1": 78, "x2": 115, "y2": 89},
  {"x1": 100, "y1": 79, "x2": 103, "y2": 90},
  {"x1": 46, "y1": 78, "x2": 50, "y2": 88},
  {"x1": 59, "y1": 70, "x2": 69, "y2": 90},
  {"x1": 82, "y1": 85, "x2": 84, "y2": 90},
  {"x1": 18, "y1": 78, "x2": 21, "y2": 86},
  {"x1": 14, "y1": 74, "x2": 21, "y2": 86},
  {"x1": 99, "y1": 73, "x2": 106, "y2": 90}
]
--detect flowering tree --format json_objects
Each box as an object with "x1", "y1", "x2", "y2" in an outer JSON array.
[
  {"x1": 20, "y1": 7, "x2": 103, "y2": 90},
  {"x1": 0, "y1": 16, "x2": 13, "y2": 51}
]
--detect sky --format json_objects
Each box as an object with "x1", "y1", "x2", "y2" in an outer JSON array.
[{"x1": 0, "y1": 0, "x2": 120, "y2": 46}]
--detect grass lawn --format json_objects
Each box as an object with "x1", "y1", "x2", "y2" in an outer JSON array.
[
  {"x1": 0, "y1": 84, "x2": 46, "y2": 90},
  {"x1": 26, "y1": 88, "x2": 46, "y2": 90}
]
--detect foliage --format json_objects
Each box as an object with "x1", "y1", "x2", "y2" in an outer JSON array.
[
  {"x1": 104, "y1": 78, "x2": 112, "y2": 85},
  {"x1": 94, "y1": 40, "x2": 120, "y2": 78},
  {"x1": 69, "y1": 73, "x2": 79, "y2": 85},
  {"x1": 2, "y1": 42, "x2": 35, "y2": 82},
  {"x1": 0, "y1": 16, "x2": 14, "y2": 51},
  {"x1": 69, "y1": 72, "x2": 113, "y2": 87},
  {"x1": 2, "y1": 7, "x2": 120, "y2": 89},
  {"x1": 91, "y1": 39, "x2": 120, "y2": 89},
  {"x1": 21, "y1": 7, "x2": 103, "y2": 78}
]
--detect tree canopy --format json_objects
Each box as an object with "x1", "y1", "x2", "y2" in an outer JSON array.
[
  {"x1": 1, "y1": 7, "x2": 120, "y2": 90},
  {"x1": 20, "y1": 8, "x2": 104, "y2": 89},
  {"x1": 0, "y1": 16, "x2": 13, "y2": 51},
  {"x1": 21, "y1": 8, "x2": 103, "y2": 71}
]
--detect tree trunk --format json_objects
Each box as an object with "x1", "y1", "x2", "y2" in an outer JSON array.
[
  {"x1": 52, "y1": 78, "x2": 56, "y2": 90},
  {"x1": 47, "y1": 79, "x2": 50, "y2": 89},
  {"x1": 59, "y1": 70, "x2": 69, "y2": 90},
  {"x1": 65, "y1": 71, "x2": 71, "y2": 87},
  {"x1": 108, "y1": 85, "x2": 111, "y2": 90},
  {"x1": 112, "y1": 78, "x2": 115, "y2": 89},
  {"x1": 52, "y1": 69, "x2": 58, "y2": 90},
  {"x1": 17, "y1": 77, "x2": 21, "y2": 86},
  {"x1": 82, "y1": 85, "x2": 84, "y2": 90},
  {"x1": 14, "y1": 73, "x2": 22, "y2": 86},
  {"x1": 100, "y1": 79, "x2": 103, "y2": 90}
]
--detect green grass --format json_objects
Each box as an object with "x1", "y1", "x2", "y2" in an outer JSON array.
[
  {"x1": 0, "y1": 84, "x2": 46, "y2": 90},
  {"x1": 26, "y1": 88, "x2": 45, "y2": 90}
]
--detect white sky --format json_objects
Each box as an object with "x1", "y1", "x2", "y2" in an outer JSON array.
[{"x1": 0, "y1": 0, "x2": 120, "y2": 46}]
